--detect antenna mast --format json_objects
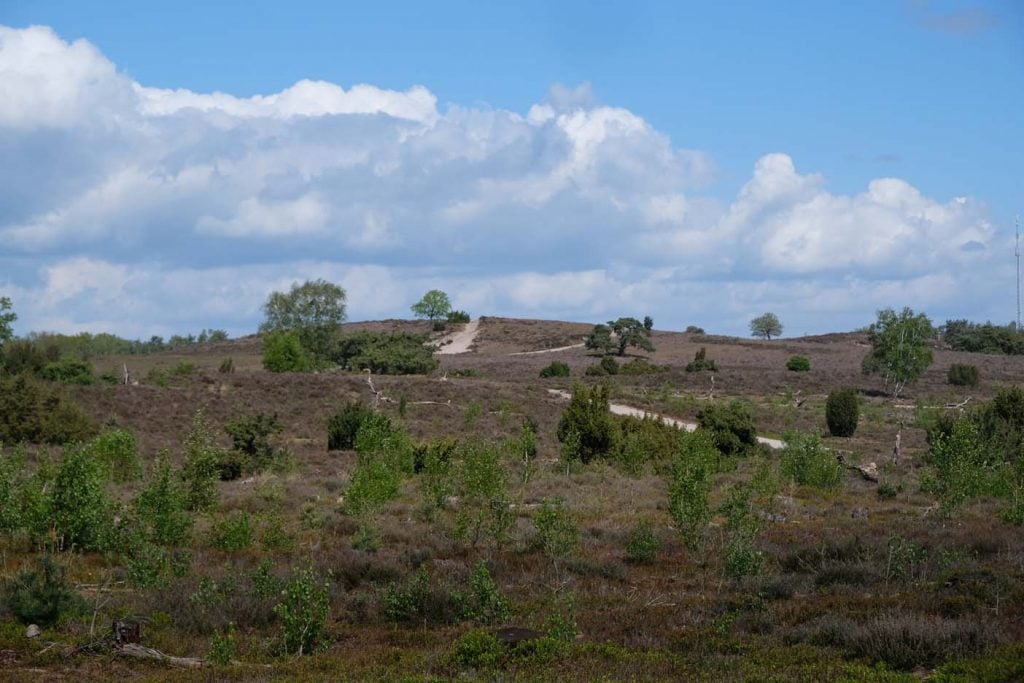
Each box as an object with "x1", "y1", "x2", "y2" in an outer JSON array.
[{"x1": 1017, "y1": 214, "x2": 1021, "y2": 330}]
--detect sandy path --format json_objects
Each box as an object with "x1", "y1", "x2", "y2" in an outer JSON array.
[
  {"x1": 546, "y1": 389, "x2": 785, "y2": 450},
  {"x1": 509, "y1": 342, "x2": 586, "y2": 356},
  {"x1": 436, "y1": 319, "x2": 480, "y2": 355}
]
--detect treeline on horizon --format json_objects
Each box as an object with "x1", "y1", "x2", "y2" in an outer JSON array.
[{"x1": 22, "y1": 328, "x2": 230, "y2": 359}]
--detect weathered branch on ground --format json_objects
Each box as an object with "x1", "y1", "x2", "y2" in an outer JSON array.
[{"x1": 114, "y1": 643, "x2": 205, "y2": 668}]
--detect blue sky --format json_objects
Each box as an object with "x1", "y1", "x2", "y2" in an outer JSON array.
[{"x1": 1, "y1": 1, "x2": 1022, "y2": 337}]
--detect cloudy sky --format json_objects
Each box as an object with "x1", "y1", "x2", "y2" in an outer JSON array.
[{"x1": 1, "y1": 1, "x2": 1022, "y2": 338}]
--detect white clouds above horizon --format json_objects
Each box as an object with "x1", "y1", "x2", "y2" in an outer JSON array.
[{"x1": 0, "y1": 24, "x2": 1006, "y2": 338}]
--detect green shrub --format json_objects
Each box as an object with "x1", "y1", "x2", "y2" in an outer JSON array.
[
  {"x1": 780, "y1": 431, "x2": 844, "y2": 490},
  {"x1": 210, "y1": 511, "x2": 254, "y2": 551},
  {"x1": 532, "y1": 500, "x2": 580, "y2": 562},
  {"x1": 447, "y1": 310, "x2": 471, "y2": 324},
  {"x1": 720, "y1": 484, "x2": 763, "y2": 577},
  {"x1": 51, "y1": 444, "x2": 115, "y2": 551},
  {"x1": 696, "y1": 400, "x2": 757, "y2": 455},
  {"x1": 453, "y1": 441, "x2": 512, "y2": 549},
  {"x1": 327, "y1": 401, "x2": 377, "y2": 451},
  {"x1": 539, "y1": 361, "x2": 570, "y2": 378},
  {"x1": 685, "y1": 325, "x2": 705, "y2": 334},
  {"x1": 786, "y1": 355, "x2": 811, "y2": 372},
  {"x1": 826, "y1": 388, "x2": 859, "y2": 437},
  {"x1": 39, "y1": 358, "x2": 94, "y2": 385},
  {"x1": 557, "y1": 383, "x2": 614, "y2": 464},
  {"x1": 134, "y1": 459, "x2": 193, "y2": 547},
  {"x1": 613, "y1": 414, "x2": 686, "y2": 471},
  {"x1": 458, "y1": 562, "x2": 511, "y2": 625},
  {"x1": 88, "y1": 427, "x2": 141, "y2": 483},
  {"x1": 218, "y1": 358, "x2": 234, "y2": 374},
  {"x1": 451, "y1": 628, "x2": 504, "y2": 669},
  {"x1": 669, "y1": 431, "x2": 716, "y2": 549},
  {"x1": 925, "y1": 417, "x2": 1012, "y2": 513},
  {"x1": 262, "y1": 329, "x2": 313, "y2": 373},
  {"x1": 947, "y1": 363, "x2": 979, "y2": 387},
  {"x1": 207, "y1": 622, "x2": 237, "y2": 666},
  {"x1": 619, "y1": 358, "x2": 664, "y2": 375},
  {"x1": 0, "y1": 374, "x2": 95, "y2": 445},
  {"x1": 685, "y1": 347, "x2": 718, "y2": 372},
  {"x1": 224, "y1": 412, "x2": 282, "y2": 475},
  {"x1": 382, "y1": 567, "x2": 460, "y2": 624},
  {"x1": 585, "y1": 355, "x2": 619, "y2": 376},
  {"x1": 1, "y1": 556, "x2": 82, "y2": 626},
  {"x1": 625, "y1": 520, "x2": 661, "y2": 564},
  {"x1": 333, "y1": 331, "x2": 438, "y2": 375},
  {"x1": 942, "y1": 319, "x2": 1024, "y2": 355},
  {"x1": 275, "y1": 565, "x2": 330, "y2": 655},
  {"x1": 172, "y1": 361, "x2": 195, "y2": 376},
  {"x1": 181, "y1": 410, "x2": 224, "y2": 511}
]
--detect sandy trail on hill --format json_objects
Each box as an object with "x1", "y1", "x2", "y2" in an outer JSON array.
[
  {"x1": 436, "y1": 319, "x2": 480, "y2": 355},
  {"x1": 546, "y1": 389, "x2": 785, "y2": 450},
  {"x1": 509, "y1": 342, "x2": 586, "y2": 356}
]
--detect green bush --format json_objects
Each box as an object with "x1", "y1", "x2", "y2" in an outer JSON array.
[
  {"x1": 585, "y1": 355, "x2": 619, "y2": 376},
  {"x1": 181, "y1": 410, "x2": 224, "y2": 512},
  {"x1": 327, "y1": 401, "x2": 378, "y2": 451},
  {"x1": 262, "y1": 329, "x2": 313, "y2": 373},
  {"x1": 275, "y1": 564, "x2": 330, "y2": 655},
  {"x1": 218, "y1": 358, "x2": 234, "y2": 374},
  {"x1": 447, "y1": 310, "x2": 471, "y2": 324},
  {"x1": 532, "y1": 500, "x2": 580, "y2": 562},
  {"x1": 925, "y1": 417, "x2": 1012, "y2": 513},
  {"x1": 458, "y1": 562, "x2": 511, "y2": 625},
  {"x1": 133, "y1": 459, "x2": 193, "y2": 547},
  {"x1": 685, "y1": 347, "x2": 718, "y2": 372},
  {"x1": 539, "y1": 361, "x2": 570, "y2": 378},
  {"x1": 625, "y1": 520, "x2": 661, "y2": 564},
  {"x1": 207, "y1": 622, "x2": 237, "y2": 666},
  {"x1": 685, "y1": 325, "x2": 705, "y2": 334},
  {"x1": 619, "y1": 358, "x2": 665, "y2": 375},
  {"x1": 224, "y1": 412, "x2": 282, "y2": 475},
  {"x1": 786, "y1": 355, "x2": 811, "y2": 372},
  {"x1": 333, "y1": 331, "x2": 438, "y2": 375},
  {"x1": 1, "y1": 556, "x2": 82, "y2": 626},
  {"x1": 780, "y1": 431, "x2": 844, "y2": 490},
  {"x1": 613, "y1": 414, "x2": 686, "y2": 471},
  {"x1": 826, "y1": 388, "x2": 859, "y2": 437},
  {"x1": 453, "y1": 441, "x2": 512, "y2": 549},
  {"x1": 947, "y1": 363, "x2": 979, "y2": 387},
  {"x1": 51, "y1": 444, "x2": 115, "y2": 551},
  {"x1": 39, "y1": 358, "x2": 94, "y2": 385},
  {"x1": 0, "y1": 374, "x2": 95, "y2": 445},
  {"x1": 451, "y1": 628, "x2": 504, "y2": 669},
  {"x1": 87, "y1": 427, "x2": 141, "y2": 483},
  {"x1": 210, "y1": 511, "x2": 254, "y2": 552},
  {"x1": 557, "y1": 383, "x2": 614, "y2": 464},
  {"x1": 669, "y1": 431, "x2": 717, "y2": 549},
  {"x1": 696, "y1": 401, "x2": 757, "y2": 455},
  {"x1": 942, "y1": 319, "x2": 1024, "y2": 355}
]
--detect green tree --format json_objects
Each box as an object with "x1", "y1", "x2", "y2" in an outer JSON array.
[
  {"x1": 749, "y1": 312, "x2": 783, "y2": 340},
  {"x1": 0, "y1": 297, "x2": 15, "y2": 351},
  {"x1": 862, "y1": 307, "x2": 934, "y2": 398},
  {"x1": 608, "y1": 317, "x2": 655, "y2": 356},
  {"x1": 410, "y1": 289, "x2": 452, "y2": 322},
  {"x1": 260, "y1": 279, "x2": 346, "y2": 364},
  {"x1": 584, "y1": 324, "x2": 615, "y2": 355},
  {"x1": 557, "y1": 383, "x2": 614, "y2": 464}
]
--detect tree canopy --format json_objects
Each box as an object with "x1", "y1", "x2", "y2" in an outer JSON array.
[
  {"x1": 0, "y1": 297, "x2": 16, "y2": 349},
  {"x1": 260, "y1": 279, "x2": 346, "y2": 363},
  {"x1": 749, "y1": 312, "x2": 783, "y2": 340},
  {"x1": 410, "y1": 290, "x2": 452, "y2": 322},
  {"x1": 586, "y1": 318, "x2": 655, "y2": 357},
  {"x1": 862, "y1": 307, "x2": 934, "y2": 398}
]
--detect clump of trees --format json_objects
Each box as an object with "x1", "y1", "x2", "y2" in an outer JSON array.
[
  {"x1": 260, "y1": 279, "x2": 347, "y2": 367},
  {"x1": 585, "y1": 317, "x2": 655, "y2": 357},
  {"x1": 941, "y1": 319, "x2": 1024, "y2": 355},
  {"x1": 750, "y1": 312, "x2": 783, "y2": 340},
  {"x1": 862, "y1": 307, "x2": 934, "y2": 397}
]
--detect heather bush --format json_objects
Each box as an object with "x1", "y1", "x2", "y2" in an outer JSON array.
[{"x1": 825, "y1": 388, "x2": 859, "y2": 437}]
